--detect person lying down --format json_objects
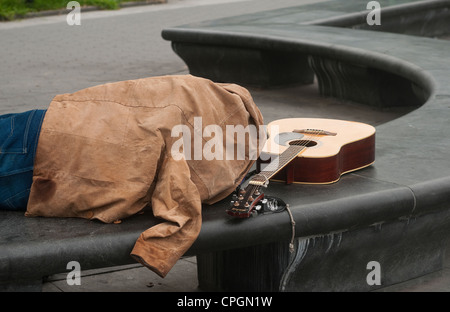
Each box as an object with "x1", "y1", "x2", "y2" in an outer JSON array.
[{"x1": 0, "y1": 74, "x2": 265, "y2": 277}]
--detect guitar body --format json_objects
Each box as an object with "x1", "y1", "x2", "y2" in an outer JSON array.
[
  {"x1": 227, "y1": 118, "x2": 376, "y2": 218},
  {"x1": 258, "y1": 118, "x2": 376, "y2": 184}
]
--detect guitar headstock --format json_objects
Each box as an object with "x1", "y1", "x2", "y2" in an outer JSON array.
[{"x1": 226, "y1": 184, "x2": 265, "y2": 218}]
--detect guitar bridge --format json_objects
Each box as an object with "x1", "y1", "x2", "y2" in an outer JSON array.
[{"x1": 293, "y1": 129, "x2": 337, "y2": 136}]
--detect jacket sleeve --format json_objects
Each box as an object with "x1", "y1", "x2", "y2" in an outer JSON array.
[{"x1": 130, "y1": 154, "x2": 202, "y2": 278}]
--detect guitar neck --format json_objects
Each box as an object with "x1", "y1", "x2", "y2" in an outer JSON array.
[{"x1": 250, "y1": 145, "x2": 306, "y2": 186}]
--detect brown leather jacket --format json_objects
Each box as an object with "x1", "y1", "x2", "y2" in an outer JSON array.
[{"x1": 25, "y1": 75, "x2": 265, "y2": 277}]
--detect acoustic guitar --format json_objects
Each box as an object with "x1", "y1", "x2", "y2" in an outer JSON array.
[{"x1": 226, "y1": 118, "x2": 376, "y2": 218}]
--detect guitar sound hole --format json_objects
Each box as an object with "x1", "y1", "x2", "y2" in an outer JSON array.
[{"x1": 289, "y1": 140, "x2": 317, "y2": 147}]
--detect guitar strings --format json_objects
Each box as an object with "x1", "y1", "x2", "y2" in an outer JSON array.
[
  {"x1": 278, "y1": 128, "x2": 322, "y2": 174},
  {"x1": 257, "y1": 128, "x2": 323, "y2": 184},
  {"x1": 235, "y1": 128, "x2": 325, "y2": 212}
]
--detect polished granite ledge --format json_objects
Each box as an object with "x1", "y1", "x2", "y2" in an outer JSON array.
[{"x1": 2, "y1": 0, "x2": 450, "y2": 291}]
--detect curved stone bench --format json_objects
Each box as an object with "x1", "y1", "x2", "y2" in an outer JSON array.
[
  {"x1": 162, "y1": 0, "x2": 450, "y2": 291},
  {"x1": 1, "y1": 0, "x2": 449, "y2": 292}
]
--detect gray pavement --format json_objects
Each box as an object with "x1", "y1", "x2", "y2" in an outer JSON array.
[
  {"x1": 0, "y1": 0, "x2": 320, "y2": 115},
  {"x1": 1, "y1": 0, "x2": 450, "y2": 292}
]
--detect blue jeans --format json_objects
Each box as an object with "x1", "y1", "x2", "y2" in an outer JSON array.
[{"x1": 0, "y1": 109, "x2": 46, "y2": 211}]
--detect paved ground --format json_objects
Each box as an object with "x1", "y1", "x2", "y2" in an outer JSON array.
[
  {"x1": 0, "y1": 0, "x2": 322, "y2": 114},
  {"x1": 1, "y1": 0, "x2": 450, "y2": 292}
]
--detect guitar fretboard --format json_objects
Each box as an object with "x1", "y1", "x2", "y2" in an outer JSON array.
[{"x1": 249, "y1": 145, "x2": 306, "y2": 186}]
